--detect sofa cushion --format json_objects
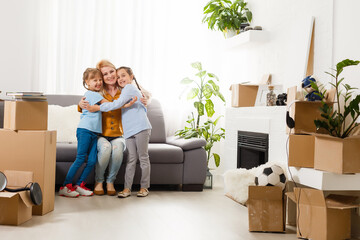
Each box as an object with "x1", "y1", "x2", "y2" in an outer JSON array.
[
  {"x1": 148, "y1": 143, "x2": 183, "y2": 164},
  {"x1": 48, "y1": 105, "x2": 80, "y2": 143},
  {"x1": 57, "y1": 142, "x2": 183, "y2": 164},
  {"x1": 56, "y1": 143, "x2": 78, "y2": 162},
  {"x1": 147, "y1": 99, "x2": 166, "y2": 143},
  {"x1": 46, "y1": 95, "x2": 83, "y2": 107}
]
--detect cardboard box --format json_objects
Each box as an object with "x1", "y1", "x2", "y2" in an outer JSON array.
[
  {"x1": 288, "y1": 134, "x2": 315, "y2": 168},
  {"x1": 4, "y1": 100, "x2": 48, "y2": 130},
  {"x1": 286, "y1": 101, "x2": 329, "y2": 134},
  {"x1": 287, "y1": 187, "x2": 359, "y2": 240},
  {"x1": 314, "y1": 134, "x2": 360, "y2": 174},
  {"x1": 0, "y1": 129, "x2": 56, "y2": 215},
  {"x1": 0, "y1": 170, "x2": 34, "y2": 225},
  {"x1": 247, "y1": 186, "x2": 285, "y2": 232},
  {"x1": 230, "y1": 84, "x2": 258, "y2": 107}
]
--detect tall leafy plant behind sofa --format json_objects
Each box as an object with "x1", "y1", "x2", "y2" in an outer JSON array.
[
  {"x1": 45, "y1": 95, "x2": 207, "y2": 191},
  {"x1": 175, "y1": 62, "x2": 225, "y2": 167}
]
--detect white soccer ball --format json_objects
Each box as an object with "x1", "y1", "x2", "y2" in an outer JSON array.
[{"x1": 255, "y1": 164, "x2": 287, "y2": 190}]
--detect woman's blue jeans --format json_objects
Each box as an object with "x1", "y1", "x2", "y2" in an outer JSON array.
[
  {"x1": 95, "y1": 136, "x2": 125, "y2": 183},
  {"x1": 64, "y1": 128, "x2": 98, "y2": 186}
]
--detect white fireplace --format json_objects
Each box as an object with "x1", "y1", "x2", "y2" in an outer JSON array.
[{"x1": 223, "y1": 106, "x2": 288, "y2": 171}]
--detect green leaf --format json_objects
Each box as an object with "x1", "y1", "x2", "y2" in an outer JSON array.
[
  {"x1": 180, "y1": 77, "x2": 194, "y2": 84},
  {"x1": 213, "y1": 153, "x2": 220, "y2": 167},
  {"x1": 213, "y1": 115, "x2": 223, "y2": 126},
  {"x1": 217, "y1": 92, "x2": 226, "y2": 102},
  {"x1": 196, "y1": 70, "x2": 207, "y2": 78},
  {"x1": 187, "y1": 88, "x2": 199, "y2": 100},
  {"x1": 194, "y1": 101, "x2": 204, "y2": 116},
  {"x1": 205, "y1": 142, "x2": 213, "y2": 151},
  {"x1": 205, "y1": 100, "x2": 215, "y2": 117},
  {"x1": 208, "y1": 80, "x2": 219, "y2": 92},
  {"x1": 191, "y1": 62, "x2": 202, "y2": 71},
  {"x1": 336, "y1": 59, "x2": 360, "y2": 77},
  {"x1": 207, "y1": 73, "x2": 219, "y2": 81},
  {"x1": 203, "y1": 84, "x2": 213, "y2": 99}
]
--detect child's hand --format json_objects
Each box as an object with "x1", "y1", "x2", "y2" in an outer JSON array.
[
  {"x1": 87, "y1": 105, "x2": 100, "y2": 112},
  {"x1": 140, "y1": 97, "x2": 147, "y2": 106},
  {"x1": 79, "y1": 97, "x2": 89, "y2": 109},
  {"x1": 123, "y1": 96, "x2": 138, "y2": 108}
]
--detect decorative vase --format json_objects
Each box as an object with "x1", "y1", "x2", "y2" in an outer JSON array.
[{"x1": 204, "y1": 168, "x2": 213, "y2": 189}]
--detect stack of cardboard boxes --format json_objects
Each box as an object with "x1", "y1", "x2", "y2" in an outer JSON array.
[
  {"x1": 286, "y1": 87, "x2": 360, "y2": 239},
  {"x1": 0, "y1": 99, "x2": 56, "y2": 225}
]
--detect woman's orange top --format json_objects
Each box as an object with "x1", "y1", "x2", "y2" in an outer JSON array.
[
  {"x1": 77, "y1": 89, "x2": 123, "y2": 137},
  {"x1": 101, "y1": 89, "x2": 124, "y2": 137}
]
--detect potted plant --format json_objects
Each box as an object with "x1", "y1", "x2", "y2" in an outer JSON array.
[
  {"x1": 175, "y1": 62, "x2": 226, "y2": 168},
  {"x1": 202, "y1": 0, "x2": 252, "y2": 38},
  {"x1": 311, "y1": 59, "x2": 360, "y2": 174}
]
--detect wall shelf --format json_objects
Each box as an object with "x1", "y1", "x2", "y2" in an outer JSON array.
[{"x1": 225, "y1": 30, "x2": 269, "y2": 49}]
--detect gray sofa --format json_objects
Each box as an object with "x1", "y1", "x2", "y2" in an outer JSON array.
[{"x1": 0, "y1": 95, "x2": 206, "y2": 191}]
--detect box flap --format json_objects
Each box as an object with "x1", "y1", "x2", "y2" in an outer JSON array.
[
  {"x1": 286, "y1": 192, "x2": 296, "y2": 203},
  {"x1": 313, "y1": 133, "x2": 360, "y2": 140},
  {"x1": 18, "y1": 191, "x2": 34, "y2": 208},
  {"x1": 249, "y1": 186, "x2": 283, "y2": 200},
  {"x1": 0, "y1": 192, "x2": 19, "y2": 198},
  {"x1": 325, "y1": 88, "x2": 336, "y2": 103},
  {"x1": 325, "y1": 194, "x2": 359, "y2": 209},
  {"x1": 3, "y1": 170, "x2": 33, "y2": 188},
  {"x1": 294, "y1": 188, "x2": 326, "y2": 207}
]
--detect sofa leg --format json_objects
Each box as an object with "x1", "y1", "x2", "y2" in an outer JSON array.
[{"x1": 182, "y1": 184, "x2": 203, "y2": 192}]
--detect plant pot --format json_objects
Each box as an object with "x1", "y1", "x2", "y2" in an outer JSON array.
[
  {"x1": 203, "y1": 169, "x2": 213, "y2": 189},
  {"x1": 225, "y1": 29, "x2": 238, "y2": 38}
]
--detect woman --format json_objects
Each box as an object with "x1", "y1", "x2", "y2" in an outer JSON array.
[{"x1": 80, "y1": 60, "x2": 151, "y2": 195}]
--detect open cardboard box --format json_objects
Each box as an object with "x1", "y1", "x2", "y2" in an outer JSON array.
[
  {"x1": 3, "y1": 100, "x2": 48, "y2": 130},
  {"x1": 230, "y1": 84, "x2": 259, "y2": 107},
  {"x1": 286, "y1": 86, "x2": 335, "y2": 134},
  {"x1": 287, "y1": 187, "x2": 359, "y2": 240},
  {"x1": 0, "y1": 129, "x2": 56, "y2": 215},
  {"x1": 314, "y1": 134, "x2": 360, "y2": 174},
  {"x1": 247, "y1": 186, "x2": 285, "y2": 232},
  {"x1": 288, "y1": 134, "x2": 315, "y2": 168},
  {"x1": 0, "y1": 170, "x2": 35, "y2": 225}
]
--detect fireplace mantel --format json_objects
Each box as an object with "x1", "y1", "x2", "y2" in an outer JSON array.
[{"x1": 224, "y1": 106, "x2": 287, "y2": 171}]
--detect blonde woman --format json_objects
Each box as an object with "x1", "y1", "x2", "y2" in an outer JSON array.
[{"x1": 79, "y1": 60, "x2": 151, "y2": 195}]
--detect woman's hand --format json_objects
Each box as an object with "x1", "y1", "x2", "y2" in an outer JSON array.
[
  {"x1": 79, "y1": 97, "x2": 89, "y2": 109},
  {"x1": 123, "y1": 96, "x2": 138, "y2": 108}
]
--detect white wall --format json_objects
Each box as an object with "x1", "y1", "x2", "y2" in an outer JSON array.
[
  {"x1": 333, "y1": 0, "x2": 360, "y2": 93},
  {"x1": 0, "y1": 0, "x2": 36, "y2": 94}
]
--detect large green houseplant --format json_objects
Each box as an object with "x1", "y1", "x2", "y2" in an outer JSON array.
[
  {"x1": 311, "y1": 59, "x2": 360, "y2": 138},
  {"x1": 202, "y1": 0, "x2": 252, "y2": 38},
  {"x1": 175, "y1": 62, "x2": 225, "y2": 167}
]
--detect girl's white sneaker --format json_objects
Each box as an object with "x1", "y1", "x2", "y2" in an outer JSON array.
[{"x1": 59, "y1": 184, "x2": 80, "y2": 198}]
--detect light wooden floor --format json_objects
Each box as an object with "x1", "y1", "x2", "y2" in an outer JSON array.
[{"x1": 0, "y1": 175, "x2": 297, "y2": 240}]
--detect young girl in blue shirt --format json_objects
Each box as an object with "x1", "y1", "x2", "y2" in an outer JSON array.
[{"x1": 59, "y1": 68, "x2": 107, "y2": 197}]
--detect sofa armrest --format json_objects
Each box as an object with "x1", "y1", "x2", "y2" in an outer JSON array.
[{"x1": 166, "y1": 136, "x2": 206, "y2": 151}]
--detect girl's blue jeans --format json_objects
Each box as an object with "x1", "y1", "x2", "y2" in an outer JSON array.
[{"x1": 63, "y1": 128, "x2": 98, "y2": 186}]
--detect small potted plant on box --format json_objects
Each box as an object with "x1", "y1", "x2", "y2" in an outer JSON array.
[
  {"x1": 202, "y1": 0, "x2": 252, "y2": 38},
  {"x1": 311, "y1": 59, "x2": 360, "y2": 174}
]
